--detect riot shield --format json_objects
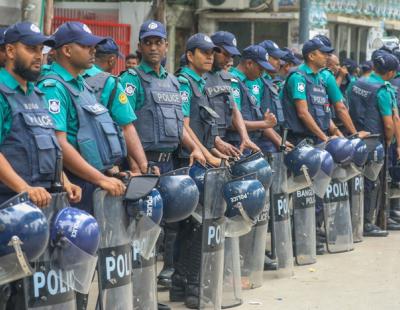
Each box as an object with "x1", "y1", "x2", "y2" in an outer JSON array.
[
  {"x1": 292, "y1": 187, "x2": 316, "y2": 265},
  {"x1": 199, "y1": 167, "x2": 229, "y2": 309},
  {"x1": 332, "y1": 163, "x2": 360, "y2": 183},
  {"x1": 221, "y1": 237, "x2": 242, "y2": 309},
  {"x1": 23, "y1": 193, "x2": 77, "y2": 310},
  {"x1": 323, "y1": 179, "x2": 354, "y2": 253},
  {"x1": 94, "y1": 190, "x2": 133, "y2": 310},
  {"x1": 270, "y1": 153, "x2": 294, "y2": 277},
  {"x1": 239, "y1": 191, "x2": 269, "y2": 289},
  {"x1": 350, "y1": 175, "x2": 364, "y2": 243}
]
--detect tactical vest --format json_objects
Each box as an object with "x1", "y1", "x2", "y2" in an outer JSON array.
[
  {"x1": 84, "y1": 71, "x2": 117, "y2": 106},
  {"x1": 179, "y1": 72, "x2": 219, "y2": 150},
  {"x1": 348, "y1": 78, "x2": 385, "y2": 135},
  {"x1": 204, "y1": 70, "x2": 234, "y2": 138},
  {"x1": 391, "y1": 75, "x2": 400, "y2": 108},
  {"x1": 42, "y1": 75, "x2": 127, "y2": 172},
  {"x1": 0, "y1": 84, "x2": 61, "y2": 193},
  {"x1": 260, "y1": 76, "x2": 285, "y2": 126},
  {"x1": 282, "y1": 69, "x2": 331, "y2": 136},
  {"x1": 226, "y1": 79, "x2": 263, "y2": 143},
  {"x1": 132, "y1": 68, "x2": 184, "y2": 151}
]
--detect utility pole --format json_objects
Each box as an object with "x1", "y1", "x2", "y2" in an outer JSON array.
[
  {"x1": 299, "y1": 0, "x2": 310, "y2": 44},
  {"x1": 153, "y1": 0, "x2": 166, "y2": 24},
  {"x1": 43, "y1": 0, "x2": 53, "y2": 35}
]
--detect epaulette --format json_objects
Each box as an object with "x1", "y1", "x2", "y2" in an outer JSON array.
[{"x1": 178, "y1": 75, "x2": 189, "y2": 85}]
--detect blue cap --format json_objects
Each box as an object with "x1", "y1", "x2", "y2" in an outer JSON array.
[
  {"x1": 360, "y1": 60, "x2": 373, "y2": 72},
  {"x1": 281, "y1": 47, "x2": 302, "y2": 65},
  {"x1": 302, "y1": 38, "x2": 334, "y2": 56},
  {"x1": 372, "y1": 49, "x2": 399, "y2": 72},
  {"x1": 139, "y1": 20, "x2": 167, "y2": 40},
  {"x1": 186, "y1": 33, "x2": 220, "y2": 52},
  {"x1": 242, "y1": 45, "x2": 275, "y2": 72},
  {"x1": 52, "y1": 22, "x2": 106, "y2": 49},
  {"x1": 313, "y1": 34, "x2": 333, "y2": 49},
  {"x1": 0, "y1": 27, "x2": 7, "y2": 46},
  {"x1": 4, "y1": 22, "x2": 54, "y2": 46},
  {"x1": 342, "y1": 58, "x2": 358, "y2": 73},
  {"x1": 96, "y1": 37, "x2": 123, "y2": 58},
  {"x1": 211, "y1": 31, "x2": 240, "y2": 56},
  {"x1": 259, "y1": 40, "x2": 288, "y2": 59}
]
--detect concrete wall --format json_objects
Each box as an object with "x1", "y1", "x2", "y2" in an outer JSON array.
[{"x1": 0, "y1": 0, "x2": 22, "y2": 26}]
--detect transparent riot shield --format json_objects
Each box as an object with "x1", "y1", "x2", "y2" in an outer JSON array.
[
  {"x1": 292, "y1": 187, "x2": 316, "y2": 265},
  {"x1": 23, "y1": 193, "x2": 77, "y2": 310},
  {"x1": 222, "y1": 237, "x2": 242, "y2": 309},
  {"x1": 323, "y1": 179, "x2": 354, "y2": 253},
  {"x1": 239, "y1": 191, "x2": 269, "y2": 289},
  {"x1": 131, "y1": 235, "x2": 157, "y2": 310},
  {"x1": 350, "y1": 175, "x2": 364, "y2": 243},
  {"x1": 93, "y1": 190, "x2": 133, "y2": 310},
  {"x1": 199, "y1": 167, "x2": 229, "y2": 309},
  {"x1": 270, "y1": 153, "x2": 294, "y2": 277},
  {"x1": 333, "y1": 163, "x2": 360, "y2": 183}
]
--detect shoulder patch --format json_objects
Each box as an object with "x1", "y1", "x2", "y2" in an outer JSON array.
[
  {"x1": 124, "y1": 83, "x2": 136, "y2": 96},
  {"x1": 297, "y1": 82, "x2": 306, "y2": 93},
  {"x1": 119, "y1": 92, "x2": 128, "y2": 104},
  {"x1": 180, "y1": 90, "x2": 189, "y2": 103},
  {"x1": 232, "y1": 87, "x2": 240, "y2": 98},
  {"x1": 48, "y1": 99, "x2": 60, "y2": 114},
  {"x1": 178, "y1": 76, "x2": 189, "y2": 85}
]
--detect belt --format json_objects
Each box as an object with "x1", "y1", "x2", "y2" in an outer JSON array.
[{"x1": 145, "y1": 151, "x2": 173, "y2": 163}]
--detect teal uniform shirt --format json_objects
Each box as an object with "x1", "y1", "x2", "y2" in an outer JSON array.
[
  {"x1": 0, "y1": 68, "x2": 37, "y2": 143},
  {"x1": 83, "y1": 64, "x2": 137, "y2": 123},
  {"x1": 178, "y1": 66, "x2": 206, "y2": 117},
  {"x1": 229, "y1": 67, "x2": 261, "y2": 111},
  {"x1": 320, "y1": 68, "x2": 344, "y2": 104},
  {"x1": 38, "y1": 62, "x2": 135, "y2": 148},
  {"x1": 367, "y1": 72, "x2": 395, "y2": 116},
  {"x1": 284, "y1": 63, "x2": 324, "y2": 105},
  {"x1": 120, "y1": 61, "x2": 168, "y2": 112}
]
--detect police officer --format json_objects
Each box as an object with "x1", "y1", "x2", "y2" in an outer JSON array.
[
  {"x1": 276, "y1": 47, "x2": 302, "y2": 87},
  {"x1": 207, "y1": 31, "x2": 259, "y2": 153},
  {"x1": 281, "y1": 37, "x2": 341, "y2": 145},
  {"x1": 120, "y1": 20, "x2": 205, "y2": 172},
  {"x1": 38, "y1": 22, "x2": 127, "y2": 212},
  {"x1": 0, "y1": 21, "x2": 83, "y2": 308},
  {"x1": 83, "y1": 37, "x2": 149, "y2": 175},
  {"x1": 0, "y1": 22, "x2": 82, "y2": 206},
  {"x1": 227, "y1": 45, "x2": 277, "y2": 151},
  {"x1": 119, "y1": 21, "x2": 205, "y2": 295},
  {"x1": 348, "y1": 49, "x2": 400, "y2": 235},
  {"x1": 0, "y1": 27, "x2": 6, "y2": 68}
]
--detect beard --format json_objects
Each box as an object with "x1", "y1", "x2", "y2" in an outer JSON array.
[{"x1": 13, "y1": 57, "x2": 40, "y2": 82}]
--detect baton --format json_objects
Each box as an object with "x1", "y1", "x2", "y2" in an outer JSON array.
[{"x1": 51, "y1": 153, "x2": 64, "y2": 193}]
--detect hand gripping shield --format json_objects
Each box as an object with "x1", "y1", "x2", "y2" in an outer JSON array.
[
  {"x1": 94, "y1": 189, "x2": 133, "y2": 310},
  {"x1": 292, "y1": 187, "x2": 316, "y2": 265},
  {"x1": 0, "y1": 193, "x2": 47, "y2": 287},
  {"x1": 198, "y1": 167, "x2": 229, "y2": 309},
  {"x1": 323, "y1": 179, "x2": 354, "y2": 253},
  {"x1": 270, "y1": 152, "x2": 294, "y2": 277},
  {"x1": 350, "y1": 175, "x2": 364, "y2": 243},
  {"x1": 124, "y1": 175, "x2": 161, "y2": 310},
  {"x1": 23, "y1": 192, "x2": 78, "y2": 310}
]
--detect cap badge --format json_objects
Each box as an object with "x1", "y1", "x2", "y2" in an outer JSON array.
[
  {"x1": 204, "y1": 35, "x2": 212, "y2": 43},
  {"x1": 82, "y1": 24, "x2": 92, "y2": 34},
  {"x1": 232, "y1": 38, "x2": 237, "y2": 47},
  {"x1": 30, "y1": 24, "x2": 40, "y2": 33},
  {"x1": 148, "y1": 22, "x2": 158, "y2": 30}
]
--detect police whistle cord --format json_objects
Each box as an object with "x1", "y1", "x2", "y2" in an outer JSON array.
[{"x1": 50, "y1": 153, "x2": 64, "y2": 193}]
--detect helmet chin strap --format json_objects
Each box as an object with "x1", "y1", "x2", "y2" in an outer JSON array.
[
  {"x1": 233, "y1": 202, "x2": 253, "y2": 224},
  {"x1": 8, "y1": 236, "x2": 33, "y2": 277}
]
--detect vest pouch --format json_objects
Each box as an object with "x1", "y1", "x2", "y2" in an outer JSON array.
[
  {"x1": 78, "y1": 139, "x2": 104, "y2": 171},
  {"x1": 158, "y1": 105, "x2": 180, "y2": 139},
  {"x1": 100, "y1": 122, "x2": 124, "y2": 157},
  {"x1": 199, "y1": 105, "x2": 220, "y2": 124},
  {"x1": 33, "y1": 134, "x2": 57, "y2": 175},
  {"x1": 135, "y1": 108, "x2": 155, "y2": 143}
]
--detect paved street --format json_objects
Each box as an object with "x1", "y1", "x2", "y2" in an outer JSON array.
[{"x1": 158, "y1": 231, "x2": 400, "y2": 310}]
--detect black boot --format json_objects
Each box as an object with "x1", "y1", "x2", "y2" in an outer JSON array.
[
  {"x1": 363, "y1": 223, "x2": 388, "y2": 237},
  {"x1": 387, "y1": 217, "x2": 400, "y2": 230},
  {"x1": 390, "y1": 198, "x2": 400, "y2": 222},
  {"x1": 264, "y1": 253, "x2": 278, "y2": 270},
  {"x1": 158, "y1": 226, "x2": 178, "y2": 288},
  {"x1": 169, "y1": 271, "x2": 186, "y2": 302}
]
